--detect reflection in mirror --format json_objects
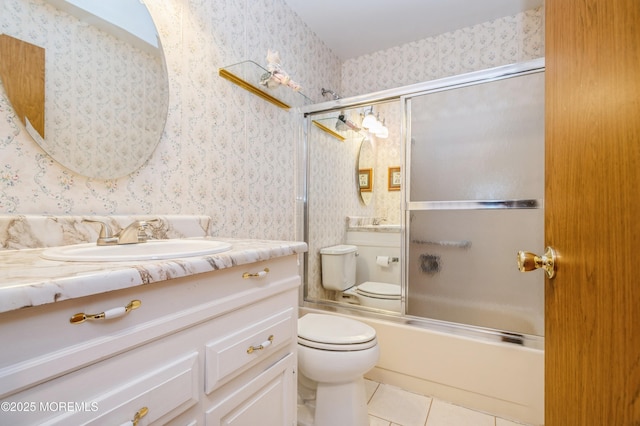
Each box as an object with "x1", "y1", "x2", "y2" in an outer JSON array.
[
  {"x1": 0, "y1": 0, "x2": 169, "y2": 179},
  {"x1": 357, "y1": 139, "x2": 374, "y2": 205},
  {"x1": 305, "y1": 100, "x2": 402, "y2": 314}
]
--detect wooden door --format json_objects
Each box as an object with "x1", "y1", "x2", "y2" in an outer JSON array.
[{"x1": 545, "y1": 0, "x2": 640, "y2": 424}]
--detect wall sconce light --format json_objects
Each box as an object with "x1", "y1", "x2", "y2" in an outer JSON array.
[
  {"x1": 361, "y1": 107, "x2": 378, "y2": 129},
  {"x1": 375, "y1": 118, "x2": 389, "y2": 138},
  {"x1": 361, "y1": 107, "x2": 389, "y2": 138}
]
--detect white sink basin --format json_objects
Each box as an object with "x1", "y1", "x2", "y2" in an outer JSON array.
[{"x1": 41, "y1": 239, "x2": 232, "y2": 262}]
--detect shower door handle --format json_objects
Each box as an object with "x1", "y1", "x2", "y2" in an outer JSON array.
[{"x1": 517, "y1": 246, "x2": 557, "y2": 279}]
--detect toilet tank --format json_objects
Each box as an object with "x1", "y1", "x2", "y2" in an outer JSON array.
[{"x1": 320, "y1": 245, "x2": 357, "y2": 291}]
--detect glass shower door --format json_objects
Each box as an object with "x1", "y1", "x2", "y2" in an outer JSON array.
[{"x1": 406, "y1": 71, "x2": 545, "y2": 336}]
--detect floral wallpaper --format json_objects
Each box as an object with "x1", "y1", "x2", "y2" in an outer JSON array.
[
  {"x1": 342, "y1": 7, "x2": 544, "y2": 97},
  {"x1": 0, "y1": 0, "x2": 341, "y2": 241}
]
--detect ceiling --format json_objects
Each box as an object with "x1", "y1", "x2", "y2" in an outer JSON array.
[{"x1": 282, "y1": 0, "x2": 544, "y2": 60}]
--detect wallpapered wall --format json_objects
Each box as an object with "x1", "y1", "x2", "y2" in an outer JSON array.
[
  {"x1": 0, "y1": 0, "x2": 341, "y2": 241},
  {"x1": 0, "y1": 1, "x2": 543, "y2": 248},
  {"x1": 305, "y1": 7, "x2": 544, "y2": 302},
  {"x1": 342, "y1": 7, "x2": 543, "y2": 97}
]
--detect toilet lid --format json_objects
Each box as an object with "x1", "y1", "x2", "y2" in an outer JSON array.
[
  {"x1": 298, "y1": 313, "x2": 376, "y2": 346},
  {"x1": 356, "y1": 282, "x2": 401, "y2": 299}
]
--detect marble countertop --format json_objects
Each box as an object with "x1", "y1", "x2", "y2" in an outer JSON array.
[{"x1": 0, "y1": 238, "x2": 307, "y2": 314}]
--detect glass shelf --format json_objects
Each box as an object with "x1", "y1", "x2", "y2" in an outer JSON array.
[
  {"x1": 219, "y1": 60, "x2": 311, "y2": 110},
  {"x1": 311, "y1": 117, "x2": 364, "y2": 142}
]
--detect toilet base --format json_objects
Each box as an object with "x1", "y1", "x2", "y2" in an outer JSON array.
[
  {"x1": 316, "y1": 377, "x2": 368, "y2": 426},
  {"x1": 297, "y1": 402, "x2": 315, "y2": 426},
  {"x1": 297, "y1": 375, "x2": 317, "y2": 426},
  {"x1": 298, "y1": 373, "x2": 368, "y2": 426}
]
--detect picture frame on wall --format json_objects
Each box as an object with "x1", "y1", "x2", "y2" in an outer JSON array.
[
  {"x1": 359, "y1": 168, "x2": 372, "y2": 192},
  {"x1": 388, "y1": 166, "x2": 401, "y2": 191}
]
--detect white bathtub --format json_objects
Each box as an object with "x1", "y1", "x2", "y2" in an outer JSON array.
[{"x1": 299, "y1": 306, "x2": 544, "y2": 425}]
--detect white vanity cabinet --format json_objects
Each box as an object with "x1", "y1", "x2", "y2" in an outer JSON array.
[{"x1": 0, "y1": 255, "x2": 300, "y2": 425}]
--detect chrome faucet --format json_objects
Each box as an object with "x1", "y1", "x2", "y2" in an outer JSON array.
[{"x1": 83, "y1": 219, "x2": 159, "y2": 245}]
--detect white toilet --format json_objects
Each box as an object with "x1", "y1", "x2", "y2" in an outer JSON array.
[
  {"x1": 320, "y1": 244, "x2": 401, "y2": 311},
  {"x1": 297, "y1": 313, "x2": 379, "y2": 426},
  {"x1": 343, "y1": 281, "x2": 401, "y2": 311}
]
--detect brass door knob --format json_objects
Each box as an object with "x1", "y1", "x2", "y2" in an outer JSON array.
[{"x1": 517, "y1": 246, "x2": 557, "y2": 278}]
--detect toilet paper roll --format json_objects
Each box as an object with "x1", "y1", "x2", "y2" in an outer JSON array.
[{"x1": 376, "y1": 256, "x2": 390, "y2": 267}]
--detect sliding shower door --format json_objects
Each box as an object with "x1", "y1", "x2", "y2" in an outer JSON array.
[{"x1": 406, "y1": 70, "x2": 545, "y2": 336}]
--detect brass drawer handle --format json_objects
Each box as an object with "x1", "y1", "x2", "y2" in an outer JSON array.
[
  {"x1": 242, "y1": 267, "x2": 269, "y2": 279},
  {"x1": 120, "y1": 406, "x2": 148, "y2": 426},
  {"x1": 247, "y1": 335, "x2": 274, "y2": 354},
  {"x1": 70, "y1": 300, "x2": 141, "y2": 324}
]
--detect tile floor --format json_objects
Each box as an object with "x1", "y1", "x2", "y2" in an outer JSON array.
[{"x1": 365, "y1": 379, "x2": 531, "y2": 426}]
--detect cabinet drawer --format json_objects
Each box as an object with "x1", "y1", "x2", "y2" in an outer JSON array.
[
  {"x1": 2, "y1": 351, "x2": 199, "y2": 425},
  {"x1": 205, "y1": 353, "x2": 295, "y2": 426},
  {"x1": 206, "y1": 308, "x2": 294, "y2": 393}
]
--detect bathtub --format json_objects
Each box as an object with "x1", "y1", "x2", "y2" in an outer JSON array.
[{"x1": 299, "y1": 305, "x2": 544, "y2": 426}]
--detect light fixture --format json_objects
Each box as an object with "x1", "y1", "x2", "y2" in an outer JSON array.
[
  {"x1": 367, "y1": 112, "x2": 385, "y2": 134},
  {"x1": 375, "y1": 119, "x2": 389, "y2": 138},
  {"x1": 361, "y1": 107, "x2": 377, "y2": 129},
  {"x1": 368, "y1": 118, "x2": 382, "y2": 134}
]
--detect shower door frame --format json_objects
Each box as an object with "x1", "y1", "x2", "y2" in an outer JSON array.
[
  {"x1": 299, "y1": 58, "x2": 546, "y2": 349},
  {"x1": 402, "y1": 68, "x2": 545, "y2": 338}
]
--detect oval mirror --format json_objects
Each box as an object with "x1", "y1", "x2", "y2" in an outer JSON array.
[
  {"x1": 357, "y1": 138, "x2": 374, "y2": 205},
  {"x1": 0, "y1": 0, "x2": 169, "y2": 179}
]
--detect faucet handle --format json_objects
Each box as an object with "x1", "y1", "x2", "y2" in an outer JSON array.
[
  {"x1": 82, "y1": 219, "x2": 117, "y2": 245},
  {"x1": 131, "y1": 219, "x2": 161, "y2": 242}
]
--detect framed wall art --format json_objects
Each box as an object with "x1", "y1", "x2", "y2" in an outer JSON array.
[
  {"x1": 388, "y1": 166, "x2": 401, "y2": 191},
  {"x1": 359, "y1": 168, "x2": 372, "y2": 192}
]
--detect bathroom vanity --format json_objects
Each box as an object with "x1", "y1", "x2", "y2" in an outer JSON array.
[{"x1": 0, "y1": 231, "x2": 306, "y2": 425}]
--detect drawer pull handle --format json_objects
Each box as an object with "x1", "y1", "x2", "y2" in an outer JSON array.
[
  {"x1": 70, "y1": 300, "x2": 141, "y2": 324},
  {"x1": 242, "y1": 267, "x2": 270, "y2": 279},
  {"x1": 120, "y1": 406, "x2": 148, "y2": 426},
  {"x1": 247, "y1": 335, "x2": 274, "y2": 354}
]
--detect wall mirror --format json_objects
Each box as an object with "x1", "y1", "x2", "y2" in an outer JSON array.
[
  {"x1": 0, "y1": 0, "x2": 169, "y2": 179},
  {"x1": 304, "y1": 98, "x2": 402, "y2": 315}
]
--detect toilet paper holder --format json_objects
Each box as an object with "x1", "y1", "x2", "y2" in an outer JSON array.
[{"x1": 376, "y1": 256, "x2": 399, "y2": 266}]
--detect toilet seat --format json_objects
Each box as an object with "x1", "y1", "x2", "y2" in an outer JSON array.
[
  {"x1": 298, "y1": 313, "x2": 377, "y2": 351},
  {"x1": 356, "y1": 281, "x2": 400, "y2": 300}
]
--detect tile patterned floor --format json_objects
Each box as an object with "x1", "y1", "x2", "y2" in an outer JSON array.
[{"x1": 365, "y1": 380, "x2": 531, "y2": 426}]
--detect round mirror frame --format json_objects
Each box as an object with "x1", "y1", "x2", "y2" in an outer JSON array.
[{"x1": 0, "y1": 0, "x2": 169, "y2": 179}]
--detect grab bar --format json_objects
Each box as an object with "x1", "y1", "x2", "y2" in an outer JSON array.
[{"x1": 411, "y1": 239, "x2": 471, "y2": 249}]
